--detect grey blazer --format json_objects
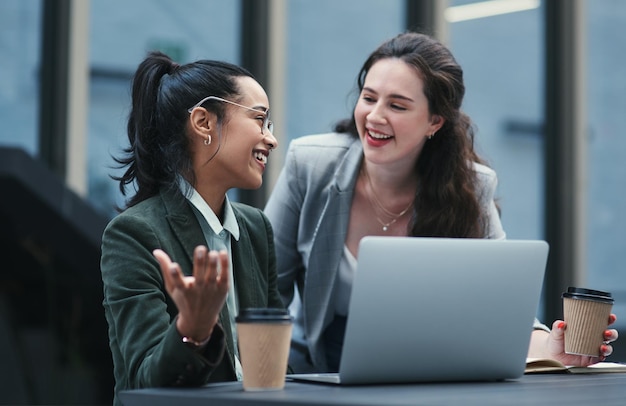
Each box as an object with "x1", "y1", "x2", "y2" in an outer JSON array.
[
  {"x1": 264, "y1": 132, "x2": 506, "y2": 372},
  {"x1": 101, "y1": 188, "x2": 282, "y2": 405}
]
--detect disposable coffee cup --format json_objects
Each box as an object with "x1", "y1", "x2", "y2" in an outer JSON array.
[
  {"x1": 236, "y1": 308, "x2": 293, "y2": 391},
  {"x1": 562, "y1": 287, "x2": 613, "y2": 356}
]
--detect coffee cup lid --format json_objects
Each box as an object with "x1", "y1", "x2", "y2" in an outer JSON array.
[
  {"x1": 562, "y1": 287, "x2": 614, "y2": 304},
  {"x1": 236, "y1": 308, "x2": 293, "y2": 323}
]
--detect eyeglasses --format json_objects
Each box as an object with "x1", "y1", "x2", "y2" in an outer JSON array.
[{"x1": 187, "y1": 95, "x2": 273, "y2": 134}]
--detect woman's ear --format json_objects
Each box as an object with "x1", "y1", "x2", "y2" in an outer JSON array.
[
  {"x1": 430, "y1": 114, "x2": 445, "y2": 133},
  {"x1": 188, "y1": 108, "x2": 215, "y2": 142}
]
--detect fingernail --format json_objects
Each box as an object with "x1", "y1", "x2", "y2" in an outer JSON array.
[
  {"x1": 604, "y1": 331, "x2": 612, "y2": 339},
  {"x1": 557, "y1": 321, "x2": 565, "y2": 330},
  {"x1": 601, "y1": 345, "x2": 609, "y2": 354}
]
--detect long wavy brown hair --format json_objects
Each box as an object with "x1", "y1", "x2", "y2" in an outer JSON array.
[{"x1": 335, "y1": 32, "x2": 494, "y2": 238}]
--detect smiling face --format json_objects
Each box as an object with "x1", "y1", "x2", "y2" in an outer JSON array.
[
  {"x1": 354, "y1": 58, "x2": 443, "y2": 168},
  {"x1": 214, "y1": 76, "x2": 277, "y2": 189},
  {"x1": 190, "y1": 76, "x2": 278, "y2": 195}
]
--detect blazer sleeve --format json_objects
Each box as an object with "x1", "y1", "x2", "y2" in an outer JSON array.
[
  {"x1": 474, "y1": 164, "x2": 506, "y2": 240},
  {"x1": 264, "y1": 143, "x2": 307, "y2": 308},
  {"x1": 101, "y1": 213, "x2": 226, "y2": 391}
]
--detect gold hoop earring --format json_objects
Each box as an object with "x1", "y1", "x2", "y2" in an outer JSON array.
[{"x1": 204, "y1": 135, "x2": 212, "y2": 146}]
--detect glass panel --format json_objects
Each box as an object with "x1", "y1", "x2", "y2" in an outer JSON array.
[
  {"x1": 284, "y1": 0, "x2": 404, "y2": 145},
  {"x1": 0, "y1": 0, "x2": 42, "y2": 155},
  {"x1": 88, "y1": 0, "x2": 240, "y2": 217},
  {"x1": 448, "y1": 0, "x2": 544, "y2": 242},
  {"x1": 586, "y1": 0, "x2": 626, "y2": 342}
]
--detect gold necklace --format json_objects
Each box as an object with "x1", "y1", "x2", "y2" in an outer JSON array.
[{"x1": 362, "y1": 165, "x2": 413, "y2": 231}]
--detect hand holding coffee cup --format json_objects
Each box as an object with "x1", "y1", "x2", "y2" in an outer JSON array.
[
  {"x1": 236, "y1": 308, "x2": 292, "y2": 391},
  {"x1": 562, "y1": 287, "x2": 614, "y2": 357}
]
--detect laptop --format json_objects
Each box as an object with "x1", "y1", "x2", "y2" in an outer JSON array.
[{"x1": 288, "y1": 236, "x2": 549, "y2": 385}]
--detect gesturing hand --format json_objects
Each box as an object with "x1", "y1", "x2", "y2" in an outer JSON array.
[{"x1": 153, "y1": 246, "x2": 230, "y2": 343}]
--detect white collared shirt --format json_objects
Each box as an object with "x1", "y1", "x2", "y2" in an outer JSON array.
[
  {"x1": 332, "y1": 245, "x2": 357, "y2": 317},
  {"x1": 179, "y1": 179, "x2": 243, "y2": 380}
]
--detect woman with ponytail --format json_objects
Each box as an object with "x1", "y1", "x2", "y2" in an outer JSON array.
[{"x1": 101, "y1": 51, "x2": 280, "y2": 405}]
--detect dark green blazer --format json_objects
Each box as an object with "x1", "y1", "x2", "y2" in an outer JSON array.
[{"x1": 101, "y1": 188, "x2": 283, "y2": 405}]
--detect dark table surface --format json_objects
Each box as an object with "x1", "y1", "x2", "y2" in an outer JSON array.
[{"x1": 119, "y1": 373, "x2": 626, "y2": 406}]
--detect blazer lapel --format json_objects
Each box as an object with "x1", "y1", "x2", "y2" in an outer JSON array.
[
  {"x1": 160, "y1": 189, "x2": 239, "y2": 376},
  {"x1": 304, "y1": 139, "x2": 363, "y2": 368},
  {"x1": 161, "y1": 190, "x2": 206, "y2": 274},
  {"x1": 230, "y1": 210, "x2": 260, "y2": 309}
]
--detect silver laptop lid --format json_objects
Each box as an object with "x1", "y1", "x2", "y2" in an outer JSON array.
[{"x1": 339, "y1": 237, "x2": 549, "y2": 384}]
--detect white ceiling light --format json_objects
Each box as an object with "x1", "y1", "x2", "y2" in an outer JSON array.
[{"x1": 445, "y1": 0, "x2": 541, "y2": 23}]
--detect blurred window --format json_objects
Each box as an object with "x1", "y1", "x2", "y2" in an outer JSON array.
[
  {"x1": 585, "y1": 0, "x2": 626, "y2": 326},
  {"x1": 88, "y1": 0, "x2": 240, "y2": 217},
  {"x1": 0, "y1": 0, "x2": 42, "y2": 155},
  {"x1": 283, "y1": 0, "x2": 404, "y2": 144},
  {"x1": 448, "y1": 0, "x2": 544, "y2": 242}
]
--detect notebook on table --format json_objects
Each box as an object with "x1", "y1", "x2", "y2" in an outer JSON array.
[{"x1": 287, "y1": 236, "x2": 549, "y2": 385}]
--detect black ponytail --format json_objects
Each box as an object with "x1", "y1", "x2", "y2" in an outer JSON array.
[{"x1": 112, "y1": 52, "x2": 254, "y2": 209}]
